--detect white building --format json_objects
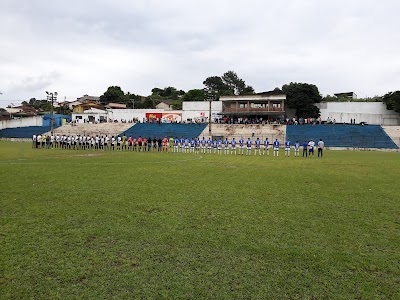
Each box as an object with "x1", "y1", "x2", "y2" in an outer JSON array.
[
  {"x1": 181, "y1": 101, "x2": 223, "y2": 122},
  {"x1": 316, "y1": 102, "x2": 399, "y2": 125},
  {"x1": 73, "y1": 108, "x2": 107, "y2": 123}
]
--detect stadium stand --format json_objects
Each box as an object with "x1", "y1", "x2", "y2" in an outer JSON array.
[
  {"x1": 382, "y1": 126, "x2": 400, "y2": 148},
  {"x1": 47, "y1": 123, "x2": 133, "y2": 137},
  {"x1": 0, "y1": 126, "x2": 53, "y2": 138},
  {"x1": 199, "y1": 124, "x2": 286, "y2": 141},
  {"x1": 121, "y1": 123, "x2": 207, "y2": 139},
  {"x1": 286, "y1": 125, "x2": 399, "y2": 149},
  {"x1": 0, "y1": 114, "x2": 71, "y2": 138}
]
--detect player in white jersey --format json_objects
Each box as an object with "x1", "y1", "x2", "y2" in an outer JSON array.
[
  {"x1": 254, "y1": 137, "x2": 261, "y2": 155},
  {"x1": 110, "y1": 136, "x2": 115, "y2": 151},
  {"x1": 50, "y1": 134, "x2": 54, "y2": 148},
  {"x1": 231, "y1": 138, "x2": 237, "y2": 154},
  {"x1": 308, "y1": 139, "x2": 315, "y2": 156},
  {"x1": 75, "y1": 135, "x2": 79, "y2": 149},
  {"x1": 37, "y1": 134, "x2": 42, "y2": 148},
  {"x1": 294, "y1": 141, "x2": 300, "y2": 157},
  {"x1": 56, "y1": 135, "x2": 60, "y2": 148},
  {"x1": 32, "y1": 134, "x2": 37, "y2": 148},
  {"x1": 284, "y1": 140, "x2": 291, "y2": 157},
  {"x1": 81, "y1": 135, "x2": 85, "y2": 149},
  {"x1": 94, "y1": 135, "x2": 99, "y2": 150},
  {"x1": 117, "y1": 136, "x2": 122, "y2": 151},
  {"x1": 246, "y1": 138, "x2": 252, "y2": 155},
  {"x1": 105, "y1": 135, "x2": 109, "y2": 150}
]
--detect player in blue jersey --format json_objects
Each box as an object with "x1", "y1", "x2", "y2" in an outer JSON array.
[
  {"x1": 201, "y1": 137, "x2": 207, "y2": 154},
  {"x1": 190, "y1": 138, "x2": 195, "y2": 153},
  {"x1": 294, "y1": 141, "x2": 300, "y2": 157},
  {"x1": 184, "y1": 138, "x2": 190, "y2": 153},
  {"x1": 223, "y1": 138, "x2": 229, "y2": 154},
  {"x1": 263, "y1": 138, "x2": 270, "y2": 155},
  {"x1": 302, "y1": 140, "x2": 308, "y2": 157},
  {"x1": 212, "y1": 139, "x2": 218, "y2": 154},
  {"x1": 231, "y1": 138, "x2": 237, "y2": 154},
  {"x1": 174, "y1": 137, "x2": 179, "y2": 153},
  {"x1": 180, "y1": 137, "x2": 185, "y2": 153},
  {"x1": 217, "y1": 139, "x2": 223, "y2": 154},
  {"x1": 254, "y1": 137, "x2": 261, "y2": 155},
  {"x1": 273, "y1": 139, "x2": 280, "y2": 157},
  {"x1": 246, "y1": 138, "x2": 252, "y2": 155},
  {"x1": 195, "y1": 138, "x2": 201, "y2": 154},
  {"x1": 284, "y1": 140, "x2": 291, "y2": 157},
  {"x1": 207, "y1": 138, "x2": 212, "y2": 154},
  {"x1": 239, "y1": 137, "x2": 245, "y2": 155}
]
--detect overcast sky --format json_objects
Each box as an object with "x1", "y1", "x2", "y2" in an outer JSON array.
[{"x1": 1, "y1": 0, "x2": 399, "y2": 106}]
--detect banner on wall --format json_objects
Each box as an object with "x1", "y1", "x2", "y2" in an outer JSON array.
[
  {"x1": 146, "y1": 113, "x2": 162, "y2": 120},
  {"x1": 162, "y1": 113, "x2": 182, "y2": 122}
]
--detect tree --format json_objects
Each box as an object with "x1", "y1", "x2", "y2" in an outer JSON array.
[
  {"x1": 203, "y1": 76, "x2": 229, "y2": 95},
  {"x1": 99, "y1": 86, "x2": 127, "y2": 104},
  {"x1": 203, "y1": 71, "x2": 254, "y2": 96},
  {"x1": 382, "y1": 91, "x2": 400, "y2": 113},
  {"x1": 282, "y1": 82, "x2": 322, "y2": 118},
  {"x1": 182, "y1": 89, "x2": 205, "y2": 102},
  {"x1": 151, "y1": 87, "x2": 184, "y2": 100},
  {"x1": 221, "y1": 71, "x2": 254, "y2": 95}
]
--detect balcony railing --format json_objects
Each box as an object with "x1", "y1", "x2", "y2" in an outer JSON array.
[{"x1": 223, "y1": 107, "x2": 284, "y2": 113}]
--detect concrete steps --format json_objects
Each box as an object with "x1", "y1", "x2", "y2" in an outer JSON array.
[
  {"x1": 199, "y1": 124, "x2": 286, "y2": 142},
  {"x1": 383, "y1": 126, "x2": 400, "y2": 147},
  {"x1": 45, "y1": 123, "x2": 134, "y2": 137}
]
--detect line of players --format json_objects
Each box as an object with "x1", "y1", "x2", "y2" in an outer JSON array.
[{"x1": 33, "y1": 133, "x2": 322, "y2": 157}]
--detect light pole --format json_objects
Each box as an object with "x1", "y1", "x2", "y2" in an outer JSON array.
[
  {"x1": 204, "y1": 87, "x2": 217, "y2": 136},
  {"x1": 46, "y1": 91, "x2": 57, "y2": 134}
]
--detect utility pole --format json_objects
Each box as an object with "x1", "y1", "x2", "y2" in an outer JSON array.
[
  {"x1": 204, "y1": 87, "x2": 217, "y2": 136},
  {"x1": 46, "y1": 91, "x2": 57, "y2": 134}
]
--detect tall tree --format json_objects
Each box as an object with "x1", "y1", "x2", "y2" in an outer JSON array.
[
  {"x1": 282, "y1": 82, "x2": 322, "y2": 118},
  {"x1": 203, "y1": 76, "x2": 228, "y2": 93},
  {"x1": 204, "y1": 71, "x2": 254, "y2": 96},
  {"x1": 100, "y1": 86, "x2": 127, "y2": 104},
  {"x1": 221, "y1": 71, "x2": 254, "y2": 95},
  {"x1": 151, "y1": 86, "x2": 184, "y2": 100},
  {"x1": 182, "y1": 89, "x2": 205, "y2": 102},
  {"x1": 382, "y1": 91, "x2": 400, "y2": 113}
]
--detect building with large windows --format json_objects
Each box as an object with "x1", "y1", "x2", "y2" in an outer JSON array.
[{"x1": 220, "y1": 90, "x2": 286, "y2": 122}]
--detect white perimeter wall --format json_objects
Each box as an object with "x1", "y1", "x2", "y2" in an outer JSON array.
[
  {"x1": 0, "y1": 116, "x2": 43, "y2": 130},
  {"x1": 182, "y1": 101, "x2": 223, "y2": 121},
  {"x1": 316, "y1": 102, "x2": 400, "y2": 125},
  {"x1": 69, "y1": 102, "x2": 399, "y2": 126}
]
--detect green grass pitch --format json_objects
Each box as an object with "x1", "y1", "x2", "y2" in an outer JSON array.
[{"x1": 1, "y1": 141, "x2": 399, "y2": 299}]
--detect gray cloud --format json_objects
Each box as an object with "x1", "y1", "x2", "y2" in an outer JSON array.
[{"x1": 0, "y1": 0, "x2": 399, "y2": 106}]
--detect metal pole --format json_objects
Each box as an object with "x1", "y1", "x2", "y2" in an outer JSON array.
[
  {"x1": 51, "y1": 94, "x2": 54, "y2": 134},
  {"x1": 209, "y1": 94, "x2": 212, "y2": 135}
]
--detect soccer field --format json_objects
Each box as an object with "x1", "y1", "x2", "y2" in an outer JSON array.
[{"x1": 1, "y1": 141, "x2": 399, "y2": 299}]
